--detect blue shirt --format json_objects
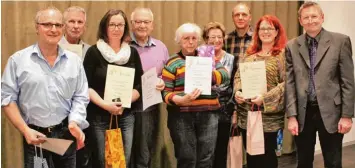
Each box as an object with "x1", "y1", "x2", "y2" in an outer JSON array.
[{"x1": 1, "y1": 43, "x2": 89, "y2": 129}]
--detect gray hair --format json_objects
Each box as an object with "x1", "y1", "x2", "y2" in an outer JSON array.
[
  {"x1": 35, "y1": 6, "x2": 62, "y2": 23},
  {"x1": 63, "y1": 6, "x2": 87, "y2": 22},
  {"x1": 298, "y1": 1, "x2": 324, "y2": 17},
  {"x1": 174, "y1": 23, "x2": 201, "y2": 44},
  {"x1": 130, "y1": 7, "x2": 154, "y2": 21}
]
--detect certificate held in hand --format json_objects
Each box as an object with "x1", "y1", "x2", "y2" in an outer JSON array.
[
  {"x1": 239, "y1": 61, "x2": 267, "y2": 99},
  {"x1": 185, "y1": 56, "x2": 212, "y2": 95},
  {"x1": 104, "y1": 64, "x2": 135, "y2": 108}
]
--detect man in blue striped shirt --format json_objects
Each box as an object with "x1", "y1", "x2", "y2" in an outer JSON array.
[{"x1": 1, "y1": 6, "x2": 89, "y2": 168}]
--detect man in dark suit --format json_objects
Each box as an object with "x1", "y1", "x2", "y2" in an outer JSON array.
[{"x1": 286, "y1": 2, "x2": 354, "y2": 168}]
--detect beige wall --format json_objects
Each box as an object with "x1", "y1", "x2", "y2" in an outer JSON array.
[{"x1": 1, "y1": 1, "x2": 299, "y2": 168}]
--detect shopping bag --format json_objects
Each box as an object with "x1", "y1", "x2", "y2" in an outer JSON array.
[
  {"x1": 105, "y1": 115, "x2": 126, "y2": 168},
  {"x1": 246, "y1": 104, "x2": 265, "y2": 155},
  {"x1": 34, "y1": 144, "x2": 49, "y2": 168},
  {"x1": 227, "y1": 112, "x2": 243, "y2": 168}
]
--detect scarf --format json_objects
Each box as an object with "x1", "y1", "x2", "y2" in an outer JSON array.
[{"x1": 97, "y1": 39, "x2": 131, "y2": 65}]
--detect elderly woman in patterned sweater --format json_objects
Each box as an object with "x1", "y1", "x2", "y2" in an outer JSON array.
[{"x1": 162, "y1": 23, "x2": 229, "y2": 168}]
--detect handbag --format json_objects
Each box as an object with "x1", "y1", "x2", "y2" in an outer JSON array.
[
  {"x1": 105, "y1": 115, "x2": 126, "y2": 168},
  {"x1": 34, "y1": 144, "x2": 49, "y2": 168},
  {"x1": 227, "y1": 112, "x2": 243, "y2": 168},
  {"x1": 246, "y1": 104, "x2": 265, "y2": 155}
]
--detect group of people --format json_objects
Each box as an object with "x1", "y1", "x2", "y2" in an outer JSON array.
[{"x1": 1, "y1": 2, "x2": 354, "y2": 168}]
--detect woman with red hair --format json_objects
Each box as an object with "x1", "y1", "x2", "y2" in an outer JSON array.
[{"x1": 233, "y1": 15, "x2": 287, "y2": 168}]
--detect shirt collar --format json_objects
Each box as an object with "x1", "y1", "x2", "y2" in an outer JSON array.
[
  {"x1": 130, "y1": 33, "x2": 156, "y2": 47},
  {"x1": 306, "y1": 28, "x2": 324, "y2": 45},
  {"x1": 61, "y1": 35, "x2": 85, "y2": 45},
  {"x1": 32, "y1": 43, "x2": 67, "y2": 60},
  {"x1": 233, "y1": 26, "x2": 254, "y2": 37}
]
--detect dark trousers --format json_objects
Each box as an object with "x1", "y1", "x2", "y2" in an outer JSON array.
[
  {"x1": 24, "y1": 125, "x2": 77, "y2": 168},
  {"x1": 88, "y1": 111, "x2": 135, "y2": 168},
  {"x1": 168, "y1": 111, "x2": 219, "y2": 168},
  {"x1": 240, "y1": 128, "x2": 278, "y2": 168},
  {"x1": 295, "y1": 104, "x2": 344, "y2": 168},
  {"x1": 213, "y1": 113, "x2": 231, "y2": 168},
  {"x1": 76, "y1": 128, "x2": 92, "y2": 168},
  {"x1": 134, "y1": 105, "x2": 159, "y2": 168}
]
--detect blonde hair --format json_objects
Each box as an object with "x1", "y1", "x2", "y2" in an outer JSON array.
[{"x1": 202, "y1": 21, "x2": 226, "y2": 42}]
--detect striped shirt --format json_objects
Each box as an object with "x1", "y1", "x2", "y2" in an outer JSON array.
[
  {"x1": 224, "y1": 27, "x2": 253, "y2": 87},
  {"x1": 162, "y1": 51, "x2": 229, "y2": 112}
]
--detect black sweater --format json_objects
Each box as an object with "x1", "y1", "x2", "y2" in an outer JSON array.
[{"x1": 83, "y1": 44, "x2": 143, "y2": 120}]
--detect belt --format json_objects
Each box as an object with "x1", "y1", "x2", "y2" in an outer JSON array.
[{"x1": 28, "y1": 119, "x2": 67, "y2": 133}]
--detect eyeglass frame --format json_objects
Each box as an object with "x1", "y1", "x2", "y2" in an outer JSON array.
[
  {"x1": 108, "y1": 23, "x2": 126, "y2": 30},
  {"x1": 36, "y1": 22, "x2": 64, "y2": 29},
  {"x1": 132, "y1": 20, "x2": 152, "y2": 25},
  {"x1": 258, "y1": 27, "x2": 276, "y2": 32},
  {"x1": 207, "y1": 36, "x2": 224, "y2": 41}
]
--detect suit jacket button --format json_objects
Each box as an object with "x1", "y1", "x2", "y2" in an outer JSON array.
[{"x1": 303, "y1": 106, "x2": 306, "y2": 109}]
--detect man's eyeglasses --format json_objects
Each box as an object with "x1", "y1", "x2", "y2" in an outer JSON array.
[
  {"x1": 37, "y1": 22, "x2": 64, "y2": 29},
  {"x1": 108, "y1": 23, "x2": 125, "y2": 30},
  {"x1": 259, "y1": 27, "x2": 276, "y2": 32},
  {"x1": 133, "y1": 20, "x2": 152, "y2": 25}
]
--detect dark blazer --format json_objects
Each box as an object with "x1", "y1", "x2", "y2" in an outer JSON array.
[{"x1": 285, "y1": 29, "x2": 354, "y2": 133}]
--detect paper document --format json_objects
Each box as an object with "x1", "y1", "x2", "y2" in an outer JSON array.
[
  {"x1": 104, "y1": 65, "x2": 135, "y2": 108},
  {"x1": 142, "y1": 68, "x2": 163, "y2": 110},
  {"x1": 185, "y1": 56, "x2": 212, "y2": 95},
  {"x1": 60, "y1": 44, "x2": 83, "y2": 60},
  {"x1": 37, "y1": 138, "x2": 73, "y2": 156},
  {"x1": 239, "y1": 61, "x2": 267, "y2": 99}
]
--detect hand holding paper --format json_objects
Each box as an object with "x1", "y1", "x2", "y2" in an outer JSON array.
[
  {"x1": 173, "y1": 88, "x2": 201, "y2": 106},
  {"x1": 156, "y1": 78, "x2": 165, "y2": 91},
  {"x1": 142, "y1": 68, "x2": 163, "y2": 110},
  {"x1": 251, "y1": 95, "x2": 264, "y2": 106},
  {"x1": 37, "y1": 138, "x2": 73, "y2": 156},
  {"x1": 23, "y1": 127, "x2": 47, "y2": 145}
]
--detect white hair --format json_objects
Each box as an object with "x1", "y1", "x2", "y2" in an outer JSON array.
[
  {"x1": 35, "y1": 6, "x2": 62, "y2": 23},
  {"x1": 63, "y1": 6, "x2": 87, "y2": 22},
  {"x1": 174, "y1": 23, "x2": 201, "y2": 44},
  {"x1": 130, "y1": 7, "x2": 154, "y2": 21}
]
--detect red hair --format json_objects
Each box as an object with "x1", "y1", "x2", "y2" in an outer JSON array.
[{"x1": 247, "y1": 15, "x2": 287, "y2": 56}]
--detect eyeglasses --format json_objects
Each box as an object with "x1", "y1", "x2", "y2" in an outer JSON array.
[
  {"x1": 133, "y1": 20, "x2": 152, "y2": 25},
  {"x1": 259, "y1": 27, "x2": 276, "y2": 32},
  {"x1": 301, "y1": 15, "x2": 321, "y2": 23},
  {"x1": 108, "y1": 23, "x2": 125, "y2": 30},
  {"x1": 37, "y1": 22, "x2": 64, "y2": 29},
  {"x1": 208, "y1": 36, "x2": 224, "y2": 41}
]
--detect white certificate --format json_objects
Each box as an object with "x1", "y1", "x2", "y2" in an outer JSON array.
[
  {"x1": 104, "y1": 65, "x2": 135, "y2": 108},
  {"x1": 239, "y1": 61, "x2": 267, "y2": 99},
  {"x1": 60, "y1": 44, "x2": 83, "y2": 60},
  {"x1": 141, "y1": 67, "x2": 163, "y2": 111},
  {"x1": 185, "y1": 56, "x2": 212, "y2": 95}
]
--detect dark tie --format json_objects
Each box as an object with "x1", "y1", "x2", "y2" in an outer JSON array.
[{"x1": 308, "y1": 38, "x2": 318, "y2": 101}]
